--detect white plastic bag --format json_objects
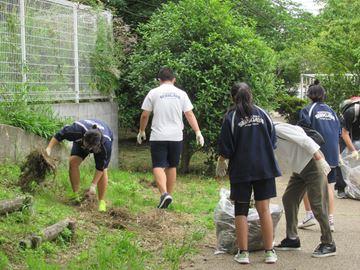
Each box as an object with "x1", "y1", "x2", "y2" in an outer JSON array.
[
  {"x1": 341, "y1": 144, "x2": 360, "y2": 200},
  {"x1": 214, "y1": 188, "x2": 282, "y2": 254}
]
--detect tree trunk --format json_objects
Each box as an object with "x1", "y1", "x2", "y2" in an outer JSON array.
[
  {"x1": 179, "y1": 136, "x2": 193, "y2": 174},
  {"x1": 0, "y1": 196, "x2": 33, "y2": 215},
  {"x1": 19, "y1": 218, "x2": 76, "y2": 249}
]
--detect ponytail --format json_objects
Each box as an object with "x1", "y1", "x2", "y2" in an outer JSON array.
[{"x1": 231, "y1": 82, "x2": 253, "y2": 118}]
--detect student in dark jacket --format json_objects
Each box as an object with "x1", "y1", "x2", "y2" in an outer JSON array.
[
  {"x1": 45, "y1": 119, "x2": 113, "y2": 212},
  {"x1": 217, "y1": 82, "x2": 281, "y2": 265},
  {"x1": 297, "y1": 80, "x2": 341, "y2": 232}
]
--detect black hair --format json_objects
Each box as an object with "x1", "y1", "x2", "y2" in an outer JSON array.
[
  {"x1": 157, "y1": 67, "x2": 175, "y2": 81},
  {"x1": 307, "y1": 79, "x2": 325, "y2": 102},
  {"x1": 83, "y1": 125, "x2": 102, "y2": 148},
  {"x1": 231, "y1": 82, "x2": 253, "y2": 118}
]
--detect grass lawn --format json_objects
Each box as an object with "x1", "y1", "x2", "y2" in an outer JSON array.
[{"x1": 0, "y1": 142, "x2": 228, "y2": 269}]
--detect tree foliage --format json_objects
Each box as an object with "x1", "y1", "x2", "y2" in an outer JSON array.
[{"x1": 125, "y1": 0, "x2": 277, "y2": 172}]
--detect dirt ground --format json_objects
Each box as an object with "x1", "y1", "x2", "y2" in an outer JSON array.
[{"x1": 182, "y1": 175, "x2": 360, "y2": 270}]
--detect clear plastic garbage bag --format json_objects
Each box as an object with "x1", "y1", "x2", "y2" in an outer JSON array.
[
  {"x1": 214, "y1": 188, "x2": 283, "y2": 254},
  {"x1": 341, "y1": 143, "x2": 360, "y2": 200}
]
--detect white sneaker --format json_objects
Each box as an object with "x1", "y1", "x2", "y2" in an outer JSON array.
[
  {"x1": 234, "y1": 250, "x2": 250, "y2": 264},
  {"x1": 265, "y1": 249, "x2": 277, "y2": 264},
  {"x1": 298, "y1": 215, "x2": 316, "y2": 229}
]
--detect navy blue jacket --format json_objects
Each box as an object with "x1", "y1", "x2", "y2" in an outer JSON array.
[
  {"x1": 299, "y1": 102, "x2": 340, "y2": 167},
  {"x1": 54, "y1": 119, "x2": 113, "y2": 171},
  {"x1": 218, "y1": 106, "x2": 281, "y2": 183}
]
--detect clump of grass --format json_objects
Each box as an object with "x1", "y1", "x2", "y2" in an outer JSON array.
[{"x1": 18, "y1": 149, "x2": 57, "y2": 192}]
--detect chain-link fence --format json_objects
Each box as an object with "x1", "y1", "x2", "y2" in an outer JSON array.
[{"x1": 0, "y1": 0, "x2": 112, "y2": 102}]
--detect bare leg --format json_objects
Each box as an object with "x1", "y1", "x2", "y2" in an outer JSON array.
[
  {"x1": 97, "y1": 169, "x2": 108, "y2": 201},
  {"x1": 153, "y1": 167, "x2": 167, "y2": 194},
  {"x1": 255, "y1": 199, "x2": 273, "y2": 250},
  {"x1": 235, "y1": 216, "x2": 248, "y2": 251},
  {"x1": 328, "y1": 183, "x2": 335, "y2": 216},
  {"x1": 165, "y1": 167, "x2": 176, "y2": 195},
  {"x1": 69, "y1": 156, "x2": 83, "y2": 192}
]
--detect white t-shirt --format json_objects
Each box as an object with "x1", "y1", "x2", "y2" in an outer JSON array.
[{"x1": 141, "y1": 83, "x2": 194, "y2": 141}]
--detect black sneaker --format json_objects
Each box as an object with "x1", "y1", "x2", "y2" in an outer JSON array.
[
  {"x1": 157, "y1": 193, "x2": 173, "y2": 209},
  {"x1": 312, "y1": 242, "x2": 336, "y2": 258},
  {"x1": 274, "y1": 237, "x2": 301, "y2": 251}
]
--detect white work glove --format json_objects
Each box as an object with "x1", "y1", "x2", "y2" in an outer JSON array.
[
  {"x1": 195, "y1": 131, "x2": 204, "y2": 147},
  {"x1": 350, "y1": 150, "x2": 359, "y2": 160},
  {"x1": 45, "y1": 147, "x2": 51, "y2": 156},
  {"x1": 137, "y1": 131, "x2": 146, "y2": 144},
  {"x1": 216, "y1": 157, "x2": 228, "y2": 177},
  {"x1": 317, "y1": 158, "x2": 331, "y2": 176},
  {"x1": 89, "y1": 183, "x2": 96, "y2": 195},
  {"x1": 338, "y1": 154, "x2": 345, "y2": 166}
]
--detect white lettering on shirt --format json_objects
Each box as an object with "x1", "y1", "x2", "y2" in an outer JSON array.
[
  {"x1": 314, "y1": 111, "x2": 335, "y2": 121},
  {"x1": 238, "y1": 115, "x2": 264, "y2": 128}
]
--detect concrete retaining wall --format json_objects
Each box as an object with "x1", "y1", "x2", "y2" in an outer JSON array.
[{"x1": 0, "y1": 124, "x2": 68, "y2": 163}]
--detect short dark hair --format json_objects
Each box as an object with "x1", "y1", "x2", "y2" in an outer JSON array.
[
  {"x1": 157, "y1": 67, "x2": 175, "y2": 81},
  {"x1": 307, "y1": 79, "x2": 325, "y2": 102},
  {"x1": 83, "y1": 125, "x2": 102, "y2": 152}
]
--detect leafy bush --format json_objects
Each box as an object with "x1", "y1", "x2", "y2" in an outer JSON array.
[
  {"x1": 276, "y1": 93, "x2": 308, "y2": 124},
  {"x1": 0, "y1": 86, "x2": 70, "y2": 139},
  {"x1": 125, "y1": 0, "x2": 277, "y2": 172},
  {"x1": 318, "y1": 75, "x2": 360, "y2": 114}
]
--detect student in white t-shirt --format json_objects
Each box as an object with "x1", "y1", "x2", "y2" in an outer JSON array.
[{"x1": 137, "y1": 67, "x2": 204, "y2": 208}]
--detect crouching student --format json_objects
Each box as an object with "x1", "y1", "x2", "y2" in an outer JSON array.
[
  {"x1": 45, "y1": 119, "x2": 113, "y2": 212},
  {"x1": 216, "y1": 82, "x2": 281, "y2": 264},
  {"x1": 273, "y1": 122, "x2": 336, "y2": 257}
]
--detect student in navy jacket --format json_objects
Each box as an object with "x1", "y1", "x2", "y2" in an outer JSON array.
[
  {"x1": 45, "y1": 119, "x2": 113, "y2": 212},
  {"x1": 297, "y1": 80, "x2": 341, "y2": 232},
  {"x1": 217, "y1": 82, "x2": 281, "y2": 264}
]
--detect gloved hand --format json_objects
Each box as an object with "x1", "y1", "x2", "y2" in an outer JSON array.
[
  {"x1": 338, "y1": 154, "x2": 345, "y2": 166},
  {"x1": 195, "y1": 131, "x2": 204, "y2": 147},
  {"x1": 317, "y1": 158, "x2": 331, "y2": 176},
  {"x1": 84, "y1": 183, "x2": 96, "y2": 200},
  {"x1": 351, "y1": 150, "x2": 359, "y2": 160},
  {"x1": 45, "y1": 147, "x2": 51, "y2": 156},
  {"x1": 88, "y1": 183, "x2": 96, "y2": 195},
  {"x1": 137, "y1": 131, "x2": 146, "y2": 144},
  {"x1": 216, "y1": 157, "x2": 228, "y2": 177}
]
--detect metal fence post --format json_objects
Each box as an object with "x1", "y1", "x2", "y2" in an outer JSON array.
[
  {"x1": 73, "y1": 4, "x2": 79, "y2": 103},
  {"x1": 300, "y1": 74, "x2": 304, "y2": 99},
  {"x1": 19, "y1": 0, "x2": 27, "y2": 84}
]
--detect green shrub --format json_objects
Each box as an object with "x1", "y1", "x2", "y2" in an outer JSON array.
[
  {"x1": 276, "y1": 93, "x2": 308, "y2": 124},
  {"x1": 318, "y1": 75, "x2": 360, "y2": 113}
]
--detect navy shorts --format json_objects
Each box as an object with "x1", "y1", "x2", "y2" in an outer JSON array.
[
  {"x1": 150, "y1": 141, "x2": 183, "y2": 168},
  {"x1": 327, "y1": 168, "x2": 337, "y2": 184},
  {"x1": 71, "y1": 142, "x2": 89, "y2": 160},
  {"x1": 70, "y1": 141, "x2": 112, "y2": 170},
  {"x1": 230, "y1": 178, "x2": 277, "y2": 202}
]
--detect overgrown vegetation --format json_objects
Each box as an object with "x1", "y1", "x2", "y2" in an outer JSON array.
[
  {"x1": 0, "y1": 86, "x2": 70, "y2": 139},
  {"x1": 0, "y1": 150, "x2": 222, "y2": 269}
]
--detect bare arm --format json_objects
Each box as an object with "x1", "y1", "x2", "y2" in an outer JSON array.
[
  {"x1": 139, "y1": 110, "x2": 151, "y2": 132},
  {"x1": 342, "y1": 128, "x2": 356, "y2": 152},
  {"x1": 184, "y1": 110, "x2": 200, "y2": 132},
  {"x1": 45, "y1": 137, "x2": 59, "y2": 155}
]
